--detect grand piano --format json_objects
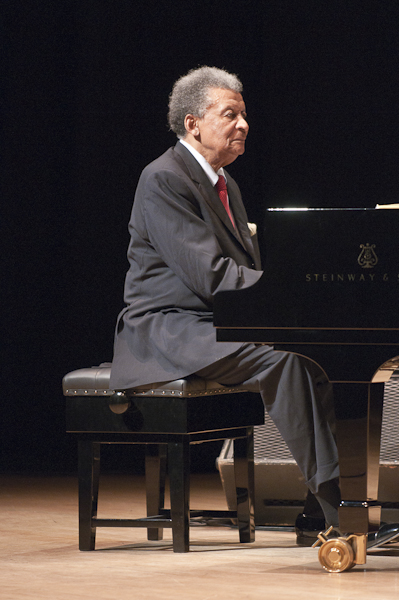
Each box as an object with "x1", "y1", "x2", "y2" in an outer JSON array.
[{"x1": 214, "y1": 208, "x2": 399, "y2": 571}]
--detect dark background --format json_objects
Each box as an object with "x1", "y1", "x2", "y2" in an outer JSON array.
[{"x1": 2, "y1": 1, "x2": 399, "y2": 474}]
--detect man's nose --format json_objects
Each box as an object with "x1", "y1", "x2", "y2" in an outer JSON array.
[{"x1": 237, "y1": 115, "x2": 249, "y2": 132}]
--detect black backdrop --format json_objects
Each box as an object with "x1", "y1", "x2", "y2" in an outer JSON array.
[{"x1": 2, "y1": 1, "x2": 399, "y2": 474}]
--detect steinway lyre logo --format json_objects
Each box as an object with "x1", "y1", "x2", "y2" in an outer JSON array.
[{"x1": 358, "y1": 243, "x2": 378, "y2": 269}]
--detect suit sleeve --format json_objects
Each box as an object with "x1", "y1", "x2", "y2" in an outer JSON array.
[{"x1": 141, "y1": 169, "x2": 262, "y2": 306}]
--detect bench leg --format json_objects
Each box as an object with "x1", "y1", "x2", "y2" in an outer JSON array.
[
  {"x1": 145, "y1": 444, "x2": 167, "y2": 541},
  {"x1": 234, "y1": 427, "x2": 255, "y2": 543},
  {"x1": 168, "y1": 439, "x2": 190, "y2": 552},
  {"x1": 78, "y1": 440, "x2": 100, "y2": 550}
]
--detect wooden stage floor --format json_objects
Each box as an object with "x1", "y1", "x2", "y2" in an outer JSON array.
[{"x1": 1, "y1": 472, "x2": 398, "y2": 599}]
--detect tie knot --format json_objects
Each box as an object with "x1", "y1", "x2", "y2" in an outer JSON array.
[{"x1": 215, "y1": 175, "x2": 227, "y2": 193}]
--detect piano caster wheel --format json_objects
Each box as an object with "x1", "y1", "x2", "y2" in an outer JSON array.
[
  {"x1": 317, "y1": 538, "x2": 355, "y2": 573},
  {"x1": 313, "y1": 527, "x2": 367, "y2": 572}
]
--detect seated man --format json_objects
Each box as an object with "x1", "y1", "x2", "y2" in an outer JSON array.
[{"x1": 109, "y1": 66, "x2": 396, "y2": 546}]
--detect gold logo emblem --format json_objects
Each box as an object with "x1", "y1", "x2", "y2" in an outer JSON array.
[{"x1": 358, "y1": 243, "x2": 378, "y2": 269}]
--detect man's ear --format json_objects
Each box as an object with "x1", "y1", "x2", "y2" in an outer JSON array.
[{"x1": 184, "y1": 114, "x2": 199, "y2": 137}]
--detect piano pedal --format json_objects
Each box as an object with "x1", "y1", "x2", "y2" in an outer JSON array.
[{"x1": 312, "y1": 526, "x2": 367, "y2": 572}]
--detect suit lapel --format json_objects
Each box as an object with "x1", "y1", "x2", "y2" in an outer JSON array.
[
  {"x1": 173, "y1": 142, "x2": 258, "y2": 263},
  {"x1": 225, "y1": 175, "x2": 260, "y2": 266},
  {"x1": 198, "y1": 180, "x2": 237, "y2": 235}
]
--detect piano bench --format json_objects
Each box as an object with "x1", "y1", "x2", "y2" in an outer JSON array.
[{"x1": 62, "y1": 364, "x2": 265, "y2": 553}]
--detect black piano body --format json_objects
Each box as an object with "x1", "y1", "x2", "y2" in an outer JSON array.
[{"x1": 214, "y1": 208, "x2": 399, "y2": 542}]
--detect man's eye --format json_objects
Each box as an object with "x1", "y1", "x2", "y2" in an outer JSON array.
[{"x1": 225, "y1": 112, "x2": 235, "y2": 119}]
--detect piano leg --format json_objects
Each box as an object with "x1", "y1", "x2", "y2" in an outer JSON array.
[
  {"x1": 315, "y1": 381, "x2": 384, "y2": 571},
  {"x1": 334, "y1": 381, "x2": 384, "y2": 535}
]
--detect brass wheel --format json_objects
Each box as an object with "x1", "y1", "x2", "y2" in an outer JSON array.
[{"x1": 318, "y1": 538, "x2": 355, "y2": 573}]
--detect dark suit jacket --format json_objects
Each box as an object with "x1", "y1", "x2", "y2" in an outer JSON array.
[{"x1": 109, "y1": 141, "x2": 263, "y2": 389}]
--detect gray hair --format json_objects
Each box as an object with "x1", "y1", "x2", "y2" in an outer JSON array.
[{"x1": 167, "y1": 66, "x2": 243, "y2": 139}]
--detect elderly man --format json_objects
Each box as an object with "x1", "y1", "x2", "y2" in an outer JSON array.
[{"x1": 110, "y1": 66, "x2": 343, "y2": 544}]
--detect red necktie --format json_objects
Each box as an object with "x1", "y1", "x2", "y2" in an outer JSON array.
[{"x1": 215, "y1": 175, "x2": 235, "y2": 228}]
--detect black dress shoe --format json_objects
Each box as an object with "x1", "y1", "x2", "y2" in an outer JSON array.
[
  {"x1": 367, "y1": 523, "x2": 399, "y2": 549},
  {"x1": 296, "y1": 514, "x2": 399, "y2": 549},
  {"x1": 295, "y1": 513, "x2": 326, "y2": 546}
]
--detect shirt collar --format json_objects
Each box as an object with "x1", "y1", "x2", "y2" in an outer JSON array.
[{"x1": 179, "y1": 139, "x2": 225, "y2": 186}]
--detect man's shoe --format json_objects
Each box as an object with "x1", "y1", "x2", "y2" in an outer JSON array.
[
  {"x1": 367, "y1": 523, "x2": 399, "y2": 549},
  {"x1": 296, "y1": 514, "x2": 399, "y2": 549},
  {"x1": 295, "y1": 514, "x2": 325, "y2": 546}
]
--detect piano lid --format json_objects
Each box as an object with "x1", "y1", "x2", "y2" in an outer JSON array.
[{"x1": 214, "y1": 208, "x2": 399, "y2": 337}]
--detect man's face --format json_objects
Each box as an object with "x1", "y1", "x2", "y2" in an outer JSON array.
[{"x1": 195, "y1": 88, "x2": 249, "y2": 170}]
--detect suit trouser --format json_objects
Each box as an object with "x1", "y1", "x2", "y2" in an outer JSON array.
[{"x1": 195, "y1": 343, "x2": 339, "y2": 495}]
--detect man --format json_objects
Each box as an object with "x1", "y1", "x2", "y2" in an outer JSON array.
[{"x1": 110, "y1": 66, "x2": 397, "y2": 546}]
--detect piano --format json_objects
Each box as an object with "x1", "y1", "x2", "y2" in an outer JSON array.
[{"x1": 214, "y1": 208, "x2": 399, "y2": 571}]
